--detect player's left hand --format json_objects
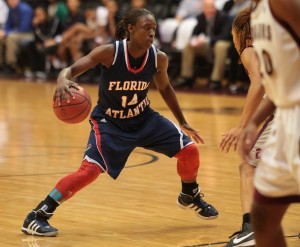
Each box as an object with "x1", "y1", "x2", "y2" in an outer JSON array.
[
  {"x1": 180, "y1": 124, "x2": 204, "y2": 144},
  {"x1": 238, "y1": 122, "x2": 257, "y2": 162},
  {"x1": 219, "y1": 126, "x2": 243, "y2": 152}
]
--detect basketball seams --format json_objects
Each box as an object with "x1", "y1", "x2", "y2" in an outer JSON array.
[{"x1": 62, "y1": 101, "x2": 91, "y2": 121}]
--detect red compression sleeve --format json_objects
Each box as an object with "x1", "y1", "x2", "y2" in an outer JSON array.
[{"x1": 53, "y1": 160, "x2": 102, "y2": 202}]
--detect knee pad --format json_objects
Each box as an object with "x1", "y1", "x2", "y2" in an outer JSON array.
[{"x1": 175, "y1": 144, "x2": 199, "y2": 181}]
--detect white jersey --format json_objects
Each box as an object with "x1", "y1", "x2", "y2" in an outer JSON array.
[{"x1": 251, "y1": 0, "x2": 300, "y2": 107}]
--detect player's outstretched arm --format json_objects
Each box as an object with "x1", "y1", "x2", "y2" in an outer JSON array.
[
  {"x1": 153, "y1": 50, "x2": 204, "y2": 144},
  {"x1": 219, "y1": 48, "x2": 264, "y2": 152}
]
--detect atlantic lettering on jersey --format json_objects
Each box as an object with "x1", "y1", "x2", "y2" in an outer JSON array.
[{"x1": 105, "y1": 96, "x2": 150, "y2": 118}]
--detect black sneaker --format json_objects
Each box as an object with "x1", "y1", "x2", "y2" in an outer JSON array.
[
  {"x1": 177, "y1": 188, "x2": 218, "y2": 219},
  {"x1": 223, "y1": 222, "x2": 255, "y2": 247},
  {"x1": 21, "y1": 209, "x2": 58, "y2": 236}
]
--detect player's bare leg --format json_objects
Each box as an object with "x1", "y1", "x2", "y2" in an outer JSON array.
[{"x1": 251, "y1": 200, "x2": 289, "y2": 247}]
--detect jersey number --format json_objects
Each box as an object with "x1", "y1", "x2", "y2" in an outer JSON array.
[
  {"x1": 261, "y1": 50, "x2": 273, "y2": 75},
  {"x1": 121, "y1": 93, "x2": 138, "y2": 108}
]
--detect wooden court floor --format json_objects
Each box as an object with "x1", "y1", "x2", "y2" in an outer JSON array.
[{"x1": 0, "y1": 79, "x2": 299, "y2": 247}]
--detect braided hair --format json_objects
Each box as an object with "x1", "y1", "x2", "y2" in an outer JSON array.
[
  {"x1": 115, "y1": 8, "x2": 155, "y2": 40},
  {"x1": 232, "y1": 7, "x2": 252, "y2": 55}
]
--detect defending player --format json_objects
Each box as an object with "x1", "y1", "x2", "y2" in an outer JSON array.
[
  {"x1": 21, "y1": 8, "x2": 218, "y2": 237},
  {"x1": 219, "y1": 7, "x2": 274, "y2": 247},
  {"x1": 239, "y1": 0, "x2": 300, "y2": 246}
]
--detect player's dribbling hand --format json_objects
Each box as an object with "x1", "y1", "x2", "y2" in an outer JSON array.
[
  {"x1": 54, "y1": 78, "x2": 79, "y2": 105},
  {"x1": 237, "y1": 122, "x2": 257, "y2": 162},
  {"x1": 180, "y1": 124, "x2": 204, "y2": 144}
]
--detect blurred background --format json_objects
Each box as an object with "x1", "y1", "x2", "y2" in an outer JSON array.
[{"x1": 0, "y1": 0, "x2": 251, "y2": 94}]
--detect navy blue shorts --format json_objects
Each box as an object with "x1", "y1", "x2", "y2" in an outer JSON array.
[{"x1": 83, "y1": 109, "x2": 193, "y2": 179}]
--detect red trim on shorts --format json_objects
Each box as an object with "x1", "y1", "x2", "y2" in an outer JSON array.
[
  {"x1": 89, "y1": 117, "x2": 109, "y2": 173},
  {"x1": 254, "y1": 188, "x2": 300, "y2": 204}
]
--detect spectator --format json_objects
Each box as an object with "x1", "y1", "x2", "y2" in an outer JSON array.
[
  {"x1": 47, "y1": 0, "x2": 68, "y2": 26},
  {"x1": 119, "y1": 0, "x2": 151, "y2": 17},
  {"x1": 0, "y1": 0, "x2": 33, "y2": 73},
  {"x1": 96, "y1": 0, "x2": 120, "y2": 45},
  {"x1": 173, "y1": 0, "x2": 232, "y2": 89},
  {"x1": 175, "y1": 0, "x2": 203, "y2": 22},
  {"x1": 56, "y1": 0, "x2": 86, "y2": 67},
  {"x1": 0, "y1": 0, "x2": 8, "y2": 30},
  {"x1": 159, "y1": 0, "x2": 202, "y2": 48},
  {"x1": 20, "y1": 5, "x2": 64, "y2": 79},
  {"x1": 0, "y1": 0, "x2": 8, "y2": 69}
]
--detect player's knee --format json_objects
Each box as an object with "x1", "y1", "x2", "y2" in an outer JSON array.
[
  {"x1": 68, "y1": 161, "x2": 102, "y2": 193},
  {"x1": 56, "y1": 161, "x2": 102, "y2": 200},
  {"x1": 175, "y1": 144, "x2": 199, "y2": 159},
  {"x1": 239, "y1": 161, "x2": 255, "y2": 177},
  {"x1": 175, "y1": 144, "x2": 199, "y2": 181},
  {"x1": 79, "y1": 160, "x2": 102, "y2": 182}
]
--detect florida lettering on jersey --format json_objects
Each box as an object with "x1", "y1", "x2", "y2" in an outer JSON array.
[
  {"x1": 97, "y1": 39, "x2": 157, "y2": 119},
  {"x1": 108, "y1": 80, "x2": 150, "y2": 91}
]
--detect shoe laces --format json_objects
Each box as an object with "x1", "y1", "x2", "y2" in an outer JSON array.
[{"x1": 194, "y1": 192, "x2": 209, "y2": 208}]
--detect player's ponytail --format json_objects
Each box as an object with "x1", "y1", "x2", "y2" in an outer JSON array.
[
  {"x1": 114, "y1": 8, "x2": 155, "y2": 41},
  {"x1": 115, "y1": 19, "x2": 126, "y2": 40},
  {"x1": 233, "y1": 7, "x2": 252, "y2": 55}
]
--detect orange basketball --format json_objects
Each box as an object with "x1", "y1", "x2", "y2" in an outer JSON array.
[{"x1": 53, "y1": 86, "x2": 92, "y2": 124}]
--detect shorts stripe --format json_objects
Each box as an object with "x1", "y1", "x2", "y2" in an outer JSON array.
[
  {"x1": 89, "y1": 117, "x2": 109, "y2": 173},
  {"x1": 170, "y1": 120, "x2": 193, "y2": 149}
]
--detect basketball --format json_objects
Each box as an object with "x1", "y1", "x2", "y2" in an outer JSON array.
[{"x1": 53, "y1": 86, "x2": 92, "y2": 124}]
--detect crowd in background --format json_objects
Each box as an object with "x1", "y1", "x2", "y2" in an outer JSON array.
[{"x1": 0, "y1": 0, "x2": 251, "y2": 93}]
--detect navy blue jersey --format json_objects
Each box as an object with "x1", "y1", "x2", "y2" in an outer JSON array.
[{"x1": 91, "y1": 39, "x2": 157, "y2": 131}]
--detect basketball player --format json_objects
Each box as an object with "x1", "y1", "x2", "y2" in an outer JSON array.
[
  {"x1": 238, "y1": 0, "x2": 300, "y2": 246},
  {"x1": 21, "y1": 8, "x2": 218, "y2": 237},
  {"x1": 219, "y1": 7, "x2": 274, "y2": 247}
]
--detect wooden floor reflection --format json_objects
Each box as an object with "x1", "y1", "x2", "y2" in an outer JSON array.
[{"x1": 0, "y1": 79, "x2": 299, "y2": 247}]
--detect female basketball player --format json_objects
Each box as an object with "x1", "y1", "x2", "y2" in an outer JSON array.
[
  {"x1": 219, "y1": 7, "x2": 274, "y2": 247},
  {"x1": 238, "y1": 0, "x2": 300, "y2": 246},
  {"x1": 21, "y1": 8, "x2": 218, "y2": 237}
]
